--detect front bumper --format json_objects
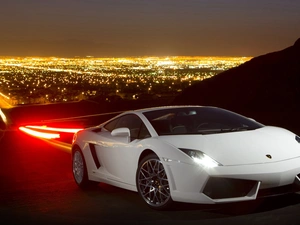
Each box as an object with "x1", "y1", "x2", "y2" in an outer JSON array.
[{"x1": 165, "y1": 156, "x2": 300, "y2": 204}]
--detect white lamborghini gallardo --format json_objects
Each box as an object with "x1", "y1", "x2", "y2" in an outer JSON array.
[{"x1": 71, "y1": 106, "x2": 300, "y2": 210}]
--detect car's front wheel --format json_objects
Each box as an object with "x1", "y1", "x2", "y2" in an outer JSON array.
[
  {"x1": 72, "y1": 148, "x2": 90, "y2": 187},
  {"x1": 136, "y1": 153, "x2": 173, "y2": 210}
]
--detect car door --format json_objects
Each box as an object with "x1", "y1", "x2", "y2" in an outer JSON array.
[{"x1": 95, "y1": 114, "x2": 150, "y2": 185}]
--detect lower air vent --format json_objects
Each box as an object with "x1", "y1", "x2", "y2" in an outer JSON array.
[{"x1": 203, "y1": 177, "x2": 258, "y2": 199}]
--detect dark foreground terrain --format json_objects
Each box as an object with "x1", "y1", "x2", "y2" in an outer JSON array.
[{"x1": 1, "y1": 128, "x2": 300, "y2": 225}]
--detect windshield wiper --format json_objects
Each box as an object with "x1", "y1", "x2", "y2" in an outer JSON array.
[
  {"x1": 196, "y1": 129, "x2": 227, "y2": 134},
  {"x1": 222, "y1": 127, "x2": 255, "y2": 132},
  {"x1": 197, "y1": 127, "x2": 255, "y2": 134}
]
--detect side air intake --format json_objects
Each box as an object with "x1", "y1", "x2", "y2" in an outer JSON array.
[{"x1": 89, "y1": 144, "x2": 101, "y2": 169}]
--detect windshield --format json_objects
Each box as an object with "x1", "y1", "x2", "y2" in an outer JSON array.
[{"x1": 143, "y1": 107, "x2": 263, "y2": 135}]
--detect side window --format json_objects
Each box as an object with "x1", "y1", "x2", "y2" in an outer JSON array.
[
  {"x1": 115, "y1": 114, "x2": 151, "y2": 141},
  {"x1": 103, "y1": 118, "x2": 120, "y2": 132},
  {"x1": 138, "y1": 122, "x2": 151, "y2": 139}
]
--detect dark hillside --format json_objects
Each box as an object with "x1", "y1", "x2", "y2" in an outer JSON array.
[
  {"x1": 173, "y1": 38, "x2": 300, "y2": 133},
  {"x1": 1, "y1": 96, "x2": 172, "y2": 129},
  {"x1": 2, "y1": 100, "x2": 111, "y2": 128},
  {"x1": 173, "y1": 38, "x2": 300, "y2": 112}
]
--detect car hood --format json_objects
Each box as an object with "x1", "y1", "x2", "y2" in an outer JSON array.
[{"x1": 158, "y1": 126, "x2": 300, "y2": 166}]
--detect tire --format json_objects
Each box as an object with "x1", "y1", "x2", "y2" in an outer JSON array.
[
  {"x1": 136, "y1": 153, "x2": 173, "y2": 210},
  {"x1": 72, "y1": 147, "x2": 90, "y2": 188}
]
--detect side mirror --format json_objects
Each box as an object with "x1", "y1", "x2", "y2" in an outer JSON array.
[{"x1": 111, "y1": 127, "x2": 130, "y2": 137}]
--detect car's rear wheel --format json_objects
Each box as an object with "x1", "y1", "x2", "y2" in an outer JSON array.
[
  {"x1": 136, "y1": 153, "x2": 173, "y2": 210},
  {"x1": 72, "y1": 148, "x2": 90, "y2": 187}
]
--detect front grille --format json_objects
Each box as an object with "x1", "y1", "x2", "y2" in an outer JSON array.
[{"x1": 203, "y1": 177, "x2": 258, "y2": 199}]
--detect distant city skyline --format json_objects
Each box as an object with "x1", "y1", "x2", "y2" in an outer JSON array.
[
  {"x1": 0, "y1": 56, "x2": 250, "y2": 106},
  {"x1": 0, "y1": 0, "x2": 299, "y2": 57}
]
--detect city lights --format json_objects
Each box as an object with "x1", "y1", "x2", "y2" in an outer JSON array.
[{"x1": 0, "y1": 56, "x2": 251, "y2": 105}]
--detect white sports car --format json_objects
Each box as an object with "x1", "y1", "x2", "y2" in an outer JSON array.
[{"x1": 72, "y1": 106, "x2": 300, "y2": 209}]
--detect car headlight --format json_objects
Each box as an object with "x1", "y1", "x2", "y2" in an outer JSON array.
[{"x1": 179, "y1": 149, "x2": 222, "y2": 168}]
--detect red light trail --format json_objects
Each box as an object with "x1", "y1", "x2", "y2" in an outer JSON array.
[{"x1": 19, "y1": 125, "x2": 83, "y2": 139}]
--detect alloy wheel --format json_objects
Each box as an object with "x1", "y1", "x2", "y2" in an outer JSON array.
[
  {"x1": 73, "y1": 150, "x2": 84, "y2": 184},
  {"x1": 137, "y1": 157, "x2": 171, "y2": 208}
]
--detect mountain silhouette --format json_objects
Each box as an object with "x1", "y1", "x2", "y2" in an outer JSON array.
[{"x1": 173, "y1": 38, "x2": 300, "y2": 114}]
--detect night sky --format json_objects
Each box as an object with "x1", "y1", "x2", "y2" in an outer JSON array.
[{"x1": 1, "y1": 0, "x2": 299, "y2": 57}]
